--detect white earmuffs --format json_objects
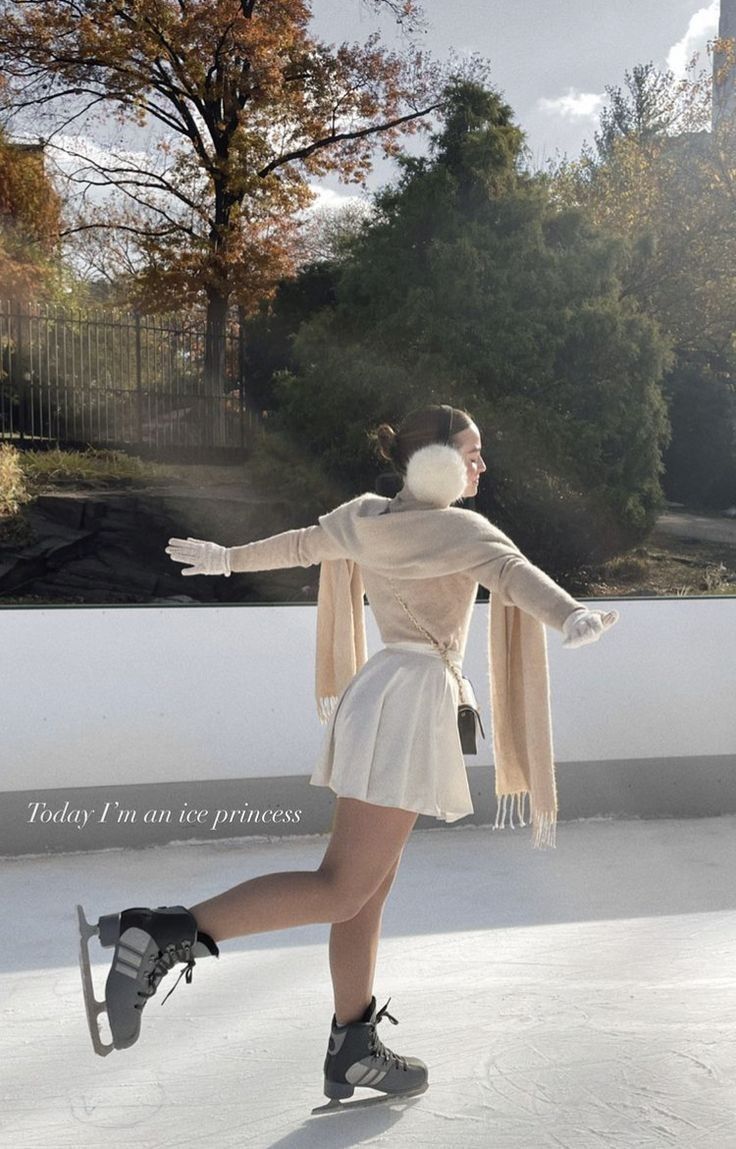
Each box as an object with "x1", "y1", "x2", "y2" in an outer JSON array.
[{"x1": 404, "y1": 443, "x2": 467, "y2": 508}]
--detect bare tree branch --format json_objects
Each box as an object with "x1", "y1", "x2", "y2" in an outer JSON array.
[
  {"x1": 44, "y1": 96, "x2": 111, "y2": 143},
  {"x1": 47, "y1": 139, "x2": 209, "y2": 227},
  {"x1": 60, "y1": 221, "x2": 181, "y2": 239},
  {"x1": 258, "y1": 101, "x2": 442, "y2": 177}
]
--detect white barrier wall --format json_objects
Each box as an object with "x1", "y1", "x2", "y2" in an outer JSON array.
[{"x1": 1, "y1": 597, "x2": 735, "y2": 852}]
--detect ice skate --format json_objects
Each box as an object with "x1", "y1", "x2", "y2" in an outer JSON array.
[
  {"x1": 76, "y1": 903, "x2": 218, "y2": 1056},
  {"x1": 311, "y1": 996, "x2": 428, "y2": 1114}
]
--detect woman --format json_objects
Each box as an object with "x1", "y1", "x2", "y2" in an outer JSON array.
[{"x1": 77, "y1": 404, "x2": 618, "y2": 1109}]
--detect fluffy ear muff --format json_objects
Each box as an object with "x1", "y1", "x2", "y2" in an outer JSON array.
[{"x1": 404, "y1": 443, "x2": 467, "y2": 507}]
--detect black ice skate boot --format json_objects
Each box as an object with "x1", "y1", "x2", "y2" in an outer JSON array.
[
  {"x1": 313, "y1": 996, "x2": 428, "y2": 1113},
  {"x1": 76, "y1": 903, "x2": 218, "y2": 1056}
]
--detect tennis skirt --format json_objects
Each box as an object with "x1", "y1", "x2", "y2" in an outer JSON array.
[{"x1": 310, "y1": 640, "x2": 474, "y2": 822}]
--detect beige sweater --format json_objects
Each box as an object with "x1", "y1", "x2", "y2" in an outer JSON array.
[
  {"x1": 230, "y1": 486, "x2": 581, "y2": 651},
  {"x1": 228, "y1": 486, "x2": 584, "y2": 848}
]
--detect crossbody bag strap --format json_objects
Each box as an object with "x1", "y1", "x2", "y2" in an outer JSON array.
[{"x1": 388, "y1": 579, "x2": 468, "y2": 704}]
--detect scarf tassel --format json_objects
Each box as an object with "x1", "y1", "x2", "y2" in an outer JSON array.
[
  {"x1": 317, "y1": 695, "x2": 340, "y2": 724},
  {"x1": 493, "y1": 790, "x2": 557, "y2": 849},
  {"x1": 493, "y1": 790, "x2": 527, "y2": 831}
]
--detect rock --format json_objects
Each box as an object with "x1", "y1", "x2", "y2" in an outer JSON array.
[
  {"x1": 33, "y1": 495, "x2": 86, "y2": 530},
  {"x1": 1, "y1": 480, "x2": 322, "y2": 605},
  {"x1": 21, "y1": 534, "x2": 95, "y2": 564},
  {"x1": 59, "y1": 557, "x2": 114, "y2": 579}
]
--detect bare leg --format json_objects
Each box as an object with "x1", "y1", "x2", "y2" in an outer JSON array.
[
  {"x1": 330, "y1": 854, "x2": 403, "y2": 1025},
  {"x1": 190, "y1": 798, "x2": 417, "y2": 944}
]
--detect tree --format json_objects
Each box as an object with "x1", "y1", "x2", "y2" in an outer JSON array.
[
  {"x1": 243, "y1": 259, "x2": 339, "y2": 412},
  {"x1": 662, "y1": 354, "x2": 736, "y2": 507},
  {"x1": 297, "y1": 197, "x2": 375, "y2": 264},
  {"x1": 0, "y1": 0, "x2": 443, "y2": 387},
  {"x1": 593, "y1": 63, "x2": 684, "y2": 161},
  {"x1": 552, "y1": 48, "x2": 736, "y2": 508},
  {"x1": 552, "y1": 56, "x2": 734, "y2": 353},
  {"x1": 275, "y1": 81, "x2": 672, "y2": 571},
  {"x1": 0, "y1": 132, "x2": 61, "y2": 299},
  {"x1": 238, "y1": 197, "x2": 374, "y2": 410}
]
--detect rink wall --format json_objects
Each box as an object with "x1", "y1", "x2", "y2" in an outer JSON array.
[{"x1": 1, "y1": 597, "x2": 735, "y2": 855}]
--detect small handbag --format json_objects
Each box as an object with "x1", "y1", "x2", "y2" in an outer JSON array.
[
  {"x1": 455, "y1": 674, "x2": 486, "y2": 756},
  {"x1": 389, "y1": 581, "x2": 486, "y2": 754}
]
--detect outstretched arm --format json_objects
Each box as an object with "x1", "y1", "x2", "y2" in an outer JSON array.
[
  {"x1": 166, "y1": 524, "x2": 347, "y2": 577},
  {"x1": 470, "y1": 547, "x2": 618, "y2": 646}
]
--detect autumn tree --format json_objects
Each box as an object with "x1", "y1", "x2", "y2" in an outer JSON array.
[
  {"x1": 0, "y1": 131, "x2": 61, "y2": 300},
  {"x1": 0, "y1": 0, "x2": 442, "y2": 387}
]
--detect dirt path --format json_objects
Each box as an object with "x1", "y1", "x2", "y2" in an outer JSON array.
[{"x1": 654, "y1": 508, "x2": 736, "y2": 546}]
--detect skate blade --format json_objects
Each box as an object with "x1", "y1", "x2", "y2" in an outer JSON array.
[
  {"x1": 76, "y1": 904, "x2": 114, "y2": 1058},
  {"x1": 311, "y1": 1082, "x2": 428, "y2": 1115}
]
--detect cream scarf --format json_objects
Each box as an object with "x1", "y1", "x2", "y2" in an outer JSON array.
[{"x1": 313, "y1": 495, "x2": 558, "y2": 849}]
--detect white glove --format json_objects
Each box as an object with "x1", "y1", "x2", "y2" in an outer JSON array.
[
  {"x1": 562, "y1": 606, "x2": 619, "y2": 648},
  {"x1": 165, "y1": 537, "x2": 232, "y2": 577}
]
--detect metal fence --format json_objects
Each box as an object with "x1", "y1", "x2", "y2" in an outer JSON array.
[{"x1": 0, "y1": 301, "x2": 260, "y2": 456}]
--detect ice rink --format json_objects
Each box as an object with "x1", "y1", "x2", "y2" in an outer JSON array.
[{"x1": 2, "y1": 815, "x2": 735, "y2": 1149}]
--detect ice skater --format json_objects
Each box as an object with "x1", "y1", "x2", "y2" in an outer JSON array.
[{"x1": 77, "y1": 403, "x2": 618, "y2": 1111}]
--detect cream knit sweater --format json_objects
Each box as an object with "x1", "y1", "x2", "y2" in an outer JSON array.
[{"x1": 229, "y1": 486, "x2": 581, "y2": 651}]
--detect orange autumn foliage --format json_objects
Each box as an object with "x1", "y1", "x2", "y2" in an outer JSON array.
[
  {"x1": 0, "y1": 1, "x2": 441, "y2": 319},
  {"x1": 0, "y1": 134, "x2": 61, "y2": 300}
]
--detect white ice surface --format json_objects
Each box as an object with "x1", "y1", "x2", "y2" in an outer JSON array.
[{"x1": 1, "y1": 817, "x2": 736, "y2": 1149}]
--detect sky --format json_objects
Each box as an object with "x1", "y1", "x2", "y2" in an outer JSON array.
[{"x1": 305, "y1": 0, "x2": 723, "y2": 206}]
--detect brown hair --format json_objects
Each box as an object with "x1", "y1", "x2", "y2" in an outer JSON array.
[{"x1": 372, "y1": 404, "x2": 473, "y2": 474}]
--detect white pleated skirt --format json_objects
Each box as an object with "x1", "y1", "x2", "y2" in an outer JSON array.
[{"x1": 309, "y1": 640, "x2": 474, "y2": 822}]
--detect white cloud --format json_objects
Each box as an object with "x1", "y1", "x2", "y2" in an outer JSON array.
[
  {"x1": 47, "y1": 134, "x2": 370, "y2": 220},
  {"x1": 50, "y1": 132, "x2": 162, "y2": 177},
  {"x1": 666, "y1": 2, "x2": 718, "y2": 78},
  {"x1": 305, "y1": 184, "x2": 368, "y2": 213},
  {"x1": 537, "y1": 89, "x2": 606, "y2": 121}
]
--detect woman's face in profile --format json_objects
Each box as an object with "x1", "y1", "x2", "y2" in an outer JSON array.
[{"x1": 452, "y1": 422, "x2": 487, "y2": 498}]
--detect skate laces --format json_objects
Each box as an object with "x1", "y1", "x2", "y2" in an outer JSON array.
[
  {"x1": 159, "y1": 955, "x2": 196, "y2": 1006},
  {"x1": 374, "y1": 998, "x2": 399, "y2": 1027},
  {"x1": 370, "y1": 998, "x2": 408, "y2": 1071},
  {"x1": 135, "y1": 941, "x2": 197, "y2": 1007}
]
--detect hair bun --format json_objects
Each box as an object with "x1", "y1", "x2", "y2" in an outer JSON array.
[{"x1": 374, "y1": 422, "x2": 398, "y2": 464}]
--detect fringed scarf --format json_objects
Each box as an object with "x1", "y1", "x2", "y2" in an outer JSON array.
[{"x1": 314, "y1": 556, "x2": 367, "y2": 723}]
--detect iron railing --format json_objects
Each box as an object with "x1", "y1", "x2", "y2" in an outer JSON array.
[{"x1": 0, "y1": 301, "x2": 260, "y2": 455}]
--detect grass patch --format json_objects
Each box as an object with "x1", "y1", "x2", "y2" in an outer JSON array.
[
  {"x1": 599, "y1": 554, "x2": 650, "y2": 581},
  {"x1": 0, "y1": 444, "x2": 182, "y2": 546},
  {"x1": 585, "y1": 540, "x2": 736, "y2": 597},
  {"x1": 19, "y1": 446, "x2": 181, "y2": 489}
]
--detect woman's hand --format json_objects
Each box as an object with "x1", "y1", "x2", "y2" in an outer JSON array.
[
  {"x1": 562, "y1": 607, "x2": 619, "y2": 648},
  {"x1": 165, "y1": 537, "x2": 231, "y2": 577}
]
